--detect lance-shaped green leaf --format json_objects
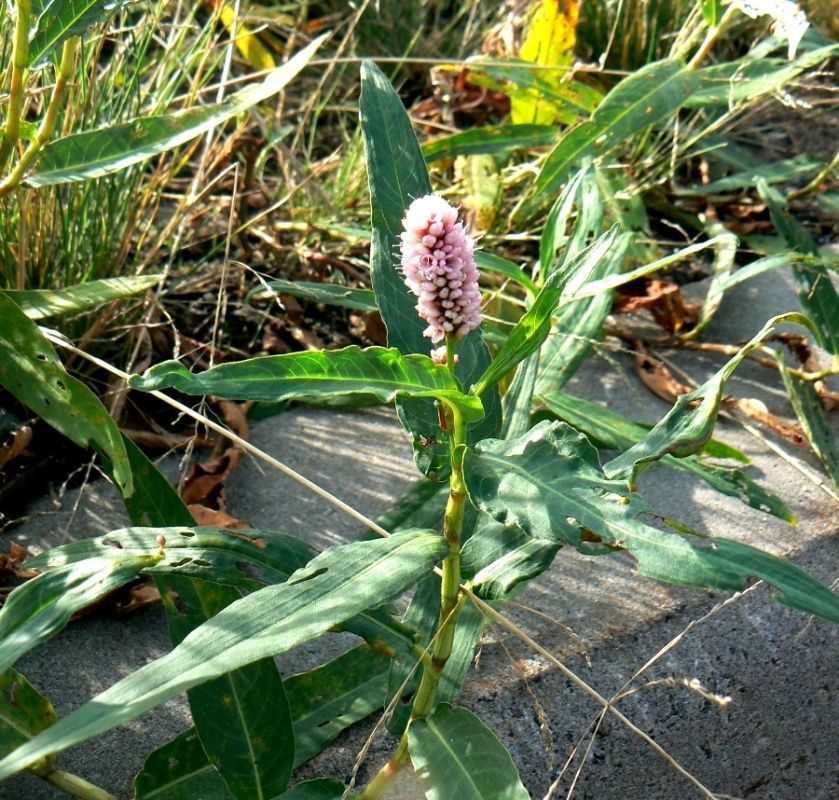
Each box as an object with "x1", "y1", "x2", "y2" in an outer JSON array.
[
  {"x1": 26, "y1": 37, "x2": 324, "y2": 186},
  {"x1": 463, "y1": 420, "x2": 839, "y2": 622},
  {"x1": 120, "y1": 438, "x2": 295, "y2": 800},
  {"x1": 517, "y1": 60, "x2": 699, "y2": 220},
  {"x1": 535, "y1": 181, "x2": 627, "y2": 394},
  {"x1": 0, "y1": 292, "x2": 132, "y2": 495},
  {"x1": 408, "y1": 704, "x2": 529, "y2": 800},
  {"x1": 28, "y1": 0, "x2": 133, "y2": 69},
  {"x1": 0, "y1": 530, "x2": 448, "y2": 780},
  {"x1": 129, "y1": 346, "x2": 484, "y2": 423},
  {"x1": 604, "y1": 312, "x2": 819, "y2": 484},
  {"x1": 676, "y1": 154, "x2": 822, "y2": 196},
  {"x1": 360, "y1": 60, "x2": 501, "y2": 478},
  {"x1": 538, "y1": 163, "x2": 599, "y2": 282},
  {"x1": 475, "y1": 252, "x2": 537, "y2": 296},
  {"x1": 6, "y1": 275, "x2": 163, "y2": 321},
  {"x1": 0, "y1": 669, "x2": 57, "y2": 765},
  {"x1": 423, "y1": 124, "x2": 556, "y2": 162},
  {"x1": 25, "y1": 527, "x2": 421, "y2": 660},
  {"x1": 538, "y1": 390, "x2": 794, "y2": 524},
  {"x1": 778, "y1": 358, "x2": 839, "y2": 489},
  {"x1": 685, "y1": 43, "x2": 839, "y2": 108},
  {"x1": 501, "y1": 352, "x2": 540, "y2": 441},
  {"x1": 758, "y1": 180, "x2": 839, "y2": 355},
  {"x1": 250, "y1": 280, "x2": 378, "y2": 313},
  {"x1": 473, "y1": 227, "x2": 620, "y2": 396},
  {"x1": 0, "y1": 553, "x2": 161, "y2": 674}
]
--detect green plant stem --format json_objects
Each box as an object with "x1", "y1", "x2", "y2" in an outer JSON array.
[
  {"x1": 0, "y1": 36, "x2": 78, "y2": 197},
  {"x1": 361, "y1": 336, "x2": 469, "y2": 799},
  {"x1": 686, "y1": 5, "x2": 736, "y2": 70},
  {"x1": 42, "y1": 769, "x2": 116, "y2": 800},
  {"x1": 0, "y1": 0, "x2": 33, "y2": 172},
  {"x1": 788, "y1": 147, "x2": 839, "y2": 201}
]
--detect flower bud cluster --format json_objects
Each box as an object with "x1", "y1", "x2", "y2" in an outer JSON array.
[{"x1": 399, "y1": 195, "x2": 481, "y2": 344}]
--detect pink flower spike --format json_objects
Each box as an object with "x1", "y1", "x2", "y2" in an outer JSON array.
[{"x1": 399, "y1": 195, "x2": 481, "y2": 344}]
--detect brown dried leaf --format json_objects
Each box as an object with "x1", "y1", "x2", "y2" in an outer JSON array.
[
  {"x1": 187, "y1": 503, "x2": 251, "y2": 529},
  {"x1": 0, "y1": 424, "x2": 32, "y2": 470},
  {"x1": 614, "y1": 279, "x2": 700, "y2": 334},
  {"x1": 730, "y1": 397, "x2": 807, "y2": 447},
  {"x1": 116, "y1": 583, "x2": 162, "y2": 616},
  {"x1": 633, "y1": 343, "x2": 691, "y2": 404}
]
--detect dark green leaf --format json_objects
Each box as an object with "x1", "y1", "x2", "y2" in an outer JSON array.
[
  {"x1": 538, "y1": 390, "x2": 794, "y2": 524},
  {"x1": 758, "y1": 180, "x2": 839, "y2": 355},
  {"x1": 518, "y1": 60, "x2": 699, "y2": 220},
  {"x1": 0, "y1": 530, "x2": 449, "y2": 779},
  {"x1": 0, "y1": 292, "x2": 132, "y2": 495},
  {"x1": 0, "y1": 669, "x2": 56, "y2": 760},
  {"x1": 360, "y1": 60, "x2": 501, "y2": 478},
  {"x1": 27, "y1": 38, "x2": 324, "y2": 185},
  {"x1": 685, "y1": 44, "x2": 839, "y2": 108},
  {"x1": 473, "y1": 227, "x2": 620, "y2": 396},
  {"x1": 677, "y1": 154, "x2": 822, "y2": 195},
  {"x1": 0, "y1": 554, "x2": 160, "y2": 674},
  {"x1": 6, "y1": 275, "x2": 163, "y2": 321},
  {"x1": 461, "y1": 518, "x2": 559, "y2": 601},
  {"x1": 423, "y1": 124, "x2": 556, "y2": 162},
  {"x1": 286, "y1": 646, "x2": 390, "y2": 766},
  {"x1": 251, "y1": 280, "x2": 377, "y2": 313},
  {"x1": 134, "y1": 729, "x2": 231, "y2": 800},
  {"x1": 464, "y1": 420, "x2": 839, "y2": 622},
  {"x1": 130, "y1": 346, "x2": 484, "y2": 423},
  {"x1": 778, "y1": 359, "x2": 839, "y2": 489},
  {"x1": 604, "y1": 313, "x2": 819, "y2": 483},
  {"x1": 29, "y1": 0, "x2": 133, "y2": 69},
  {"x1": 408, "y1": 704, "x2": 529, "y2": 800},
  {"x1": 475, "y1": 252, "x2": 537, "y2": 296},
  {"x1": 25, "y1": 527, "x2": 420, "y2": 661},
  {"x1": 122, "y1": 440, "x2": 293, "y2": 800}
]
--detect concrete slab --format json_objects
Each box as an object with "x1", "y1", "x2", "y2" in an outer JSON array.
[{"x1": 2, "y1": 268, "x2": 837, "y2": 800}]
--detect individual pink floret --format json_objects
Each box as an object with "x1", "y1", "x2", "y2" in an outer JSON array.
[{"x1": 399, "y1": 195, "x2": 481, "y2": 345}]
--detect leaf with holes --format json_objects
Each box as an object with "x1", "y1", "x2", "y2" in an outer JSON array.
[
  {"x1": 121, "y1": 438, "x2": 294, "y2": 800},
  {"x1": 0, "y1": 530, "x2": 448, "y2": 780},
  {"x1": 360, "y1": 60, "x2": 501, "y2": 478},
  {"x1": 130, "y1": 346, "x2": 484, "y2": 424},
  {"x1": 0, "y1": 553, "x2": 161, "y2": 674},
  {"x1": 464, "y1": 420, "x2": 839, "y2": 622},
  {"x1": 25, "y1": 526, "x2": 421, "y2": 661},
  {"x1": 0, "y1": 292, "x2": 132, "y2": 495},
  {"x1": 408, "y1": 704, "x2": 529, "y2": 800}
]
